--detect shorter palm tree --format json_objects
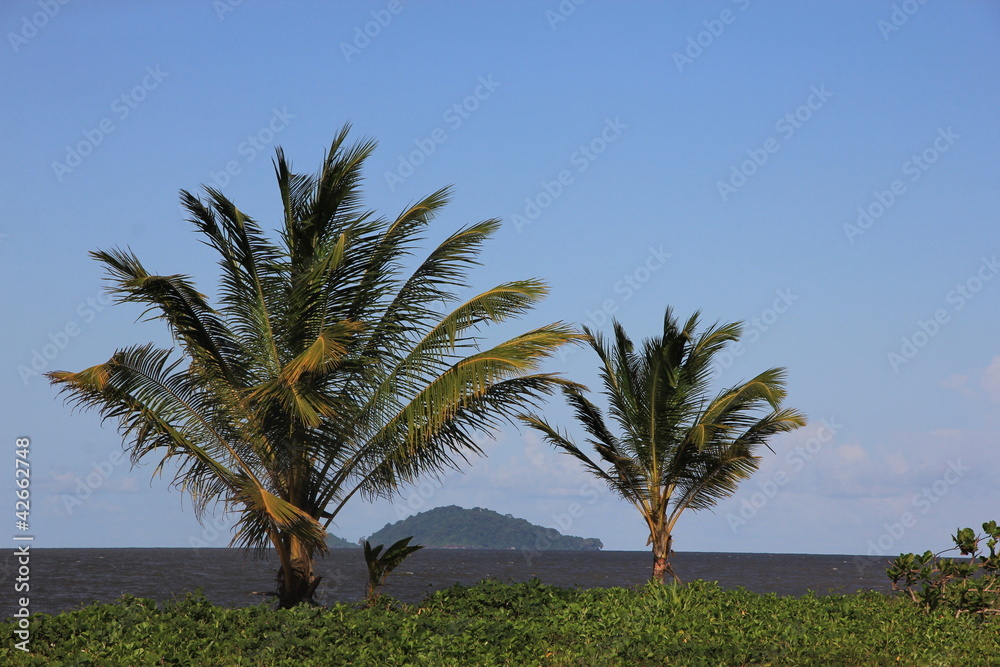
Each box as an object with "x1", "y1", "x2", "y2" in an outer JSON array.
[{"x1": 521, "y1": 308, "x2": 806, "y2": 583}]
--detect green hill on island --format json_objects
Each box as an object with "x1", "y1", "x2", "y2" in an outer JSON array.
[
  {"x1": 364, "y1": 505, "x2": 603, "y2": 550},
  {"x1": 326, "y1": 533, "x2": 358, "y2": 549}
]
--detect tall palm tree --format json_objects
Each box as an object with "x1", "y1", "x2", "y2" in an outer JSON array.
[
  {"x1": 521, "y1": 309, "x2": 806, "y2": 583},
  {"x1": 48, "y1": 126, "x2": 581, "y2": 607}
]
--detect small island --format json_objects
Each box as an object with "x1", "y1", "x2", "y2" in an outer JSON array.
[
  {"x1": 325, "y1": 533, "x2": 358, "y2": 549},
  {"x1": 360, "y1": 505, "x2": 603, "y2": 551}
]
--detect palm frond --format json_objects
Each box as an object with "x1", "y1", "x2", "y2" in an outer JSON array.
[
  {"x1": 180, "y1": 188, "x2": 283, "y2": 377},
  {"x1": 91, "y1": 248, "x2": 243, "y2": 385},
  {"x1": 523, "y1": 306, "x2": 806, "y2": 568}
]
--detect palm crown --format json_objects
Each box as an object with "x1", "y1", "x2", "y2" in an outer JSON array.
[
  {"x1": 522, "y1": 308, "x2": 806, "y2": 582},
  {"x1": 49, "y1": 126, "x2": 581, "y2": 605}
]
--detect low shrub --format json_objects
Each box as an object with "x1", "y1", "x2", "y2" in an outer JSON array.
[
  {"x1": 2, "y1": 578, "x2": 997, "y2": 665},
  {"x1": 888, "y1": 520, "x2": 1000, "y2": 618}
]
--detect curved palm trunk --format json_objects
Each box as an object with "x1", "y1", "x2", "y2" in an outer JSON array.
[
  {"x1": 651, "y1": 530, "x2": 680, "y2": 584},
  {"x1": 276, "y1": 535, "x2": 322, "y2": 608}
]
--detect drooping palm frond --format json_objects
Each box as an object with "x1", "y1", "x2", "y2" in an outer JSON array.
[
  {"x1": 671, "y1": 405, "x2": 807, "y2": 514},
  {"x1": 91, "y1": 248, "x2": 245, "y2": 386},
  {"x1": 521, "y1": 383, "x2": 650, "y2": 508},
  {"x1": 47, "y1": 344, "x2": 327, "y2": 557},
  {"x1": 344, "y1": 322, "x2": 585, "y2": 495}
]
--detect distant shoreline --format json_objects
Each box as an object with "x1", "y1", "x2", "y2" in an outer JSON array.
[{"x1": 22, "y1": 546, "x2": 891, "y2": 558}]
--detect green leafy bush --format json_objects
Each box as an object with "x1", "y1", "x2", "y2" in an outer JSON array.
[
  {"x1": 2, "y1": 578, "x2": 997, "y2": 665},
  {"x1": 888, "y1": 520, "x2": 1000, "y2": 617}
]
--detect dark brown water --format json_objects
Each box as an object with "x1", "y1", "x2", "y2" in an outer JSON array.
[{"x1": 2, "y1": 548, "x2": 895, "y2": 619}]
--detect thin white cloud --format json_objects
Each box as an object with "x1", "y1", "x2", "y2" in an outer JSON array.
[
  {"x1": 41, "y1": 469, "x2": 139, "y2": 495},
  {"x1": 941, "y1": 357, "x2": 1000, "y2": 403},
  {"x1": 942, "y1": 373, "x2": 976, "y2": 398},
  {"x1": 836, "y1": 442, "x2": 868, "y2": 464},
  {"x1": 981, "y1": 356, "x2": 1000, "y2": 403},
  {"x1": 942, "y1": 373, "x2": 970, "y2": 389}
]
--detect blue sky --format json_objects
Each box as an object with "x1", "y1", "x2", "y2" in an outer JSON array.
[{"x1": 2, "y1": 1, "x2": 998, "y2": 558}]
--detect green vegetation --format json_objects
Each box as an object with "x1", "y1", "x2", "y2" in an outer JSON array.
[
  {"x1": 522, "y1": 309, "x2": 806, "y2": 583},
  {"x1": 46, "y1": 127, "x2": 580, "y2": 607},
  {"x1": 366, "y1": 505, "x2": 603, "y2": 551},
  {"x1": 325, "y1": 534, "x2": 357, "y2": 549},
  {"x1": 4, "y1": 580, "x2": 997, "y2": 665},
  {"x1": 363, "y1": 536, "x2": 423, "y2": 603},
  {"x1": 888, "y1": 520, "x2": 999, "y2": 617}
]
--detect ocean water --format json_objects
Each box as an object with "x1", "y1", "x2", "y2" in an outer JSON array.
[{"x1": 2, "y1": 548, "x2": 895, "y2": 619}]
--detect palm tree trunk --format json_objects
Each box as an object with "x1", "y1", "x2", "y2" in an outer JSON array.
[
  {"x1": 273, "y1": 436, "x2": 322, "y2": 608},
  {"x1": 651, "y1": 531, "x2": 680, "y2": 584},
  {"x1": 276, "y1": 535, "x2": 322, "y2": 608}
]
